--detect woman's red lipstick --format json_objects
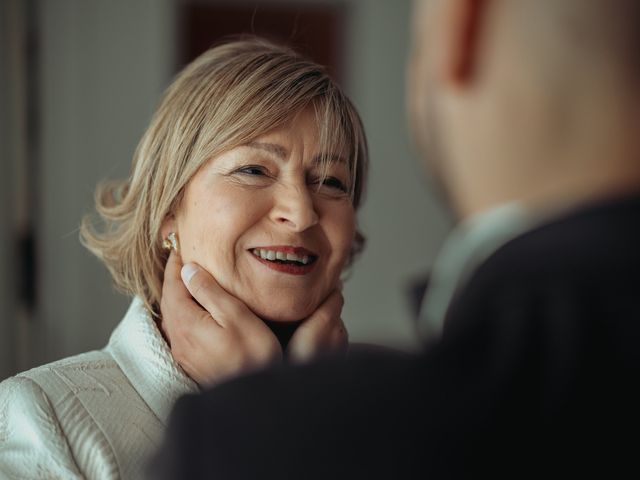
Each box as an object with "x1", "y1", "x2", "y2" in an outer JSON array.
[{"x1": 250, "y1": 246, "x2": 318, "y2": 275}]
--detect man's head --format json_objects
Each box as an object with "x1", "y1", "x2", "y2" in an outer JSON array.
[{"x1": 409, "y1": 0, "x2": 640, "y2": 219}]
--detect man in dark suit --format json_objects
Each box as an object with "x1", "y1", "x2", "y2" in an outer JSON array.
[{"x1": 151, "y1": 0, "x2": 640, "y2": 477}]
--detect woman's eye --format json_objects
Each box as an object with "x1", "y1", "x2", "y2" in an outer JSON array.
[
  {"x1": 323, "y1": 177, "x2": 347, "y2": 191},
  {"x1": 235, "y1": 165, "x2": 267, "y2": 176},
  {"x1": 313, "y1": 176, "x2": 347, "y2": 193}
]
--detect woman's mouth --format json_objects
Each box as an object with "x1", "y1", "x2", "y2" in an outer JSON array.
[{"x1": 250, "y1": 246, "x2": 318, "y2": 275}]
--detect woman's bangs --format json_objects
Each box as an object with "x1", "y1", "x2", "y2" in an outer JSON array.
[{"x1": 313, "y1": 96, "x2": 356, "y2": 198}]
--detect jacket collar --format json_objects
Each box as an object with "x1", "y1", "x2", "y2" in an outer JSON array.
[
  {"x1": 418, "y1": 202, "x2": 534, "y2": 342},
  {"x1": 104, "y1": 297, "x2": 199, "y2": 425}
]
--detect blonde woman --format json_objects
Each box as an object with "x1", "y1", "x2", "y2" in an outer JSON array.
[{"x1": 0, "y1": 38, "x2": 368, "y2": 480}]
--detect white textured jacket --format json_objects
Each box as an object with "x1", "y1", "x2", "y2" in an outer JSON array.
[{"x1": 0, "y1": 298, "x2": 198, "y2": 479}]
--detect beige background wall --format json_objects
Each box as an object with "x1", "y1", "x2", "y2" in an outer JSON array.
[
  {"x1": 1, "y1": 0, "x2": 451, "y2": 380},
  {"x1": 1, "y1": 1, "x2": 17, "y2": 380},
  {"x1": 343, "y1": 0, "x2": 451, "y2": 348}
]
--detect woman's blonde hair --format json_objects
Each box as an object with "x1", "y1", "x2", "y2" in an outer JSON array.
[{"x1": 80, "y1": 37, "x2": 368, "y2": 317}]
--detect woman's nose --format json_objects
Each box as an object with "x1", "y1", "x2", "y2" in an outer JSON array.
[{"x1": 270, "y1": 183, "x2": 319, "y2": 232}]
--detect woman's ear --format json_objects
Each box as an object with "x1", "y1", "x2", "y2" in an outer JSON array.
[{"x1": 160, "y1": 215, "x2": 177, "y2": 244}]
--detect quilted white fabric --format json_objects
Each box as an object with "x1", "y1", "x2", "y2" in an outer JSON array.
[{"x1": 0, "y1": 297, "x2": 198, "y2": 479}]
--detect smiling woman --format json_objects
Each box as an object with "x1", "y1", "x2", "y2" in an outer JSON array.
[
  {"x1": 166, "y1": 108, "x2": 356, "y2": 323},
  {"x1": 0, "y1": 37, "x2": 368, "y2": 479},
  {"x1": 84, "y1": 39, "x2": 367, "y2": 321}
]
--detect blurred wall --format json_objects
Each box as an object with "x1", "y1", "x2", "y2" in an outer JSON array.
[
  {"x1": 3, "y1": 0, "x2": 451, "y2": 378},
  {"x1": 1, "y1": 1, "x2": 18, "y2": 380},
  {"x1": 33, "y1": 0, "x2": 176, "y2": 369},
  {"x1": 343, "y1": 0, "x2": 451, "y2": 348}
]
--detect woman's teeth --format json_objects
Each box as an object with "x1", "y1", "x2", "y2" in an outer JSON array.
[{"x1": 251, "y1": 249, "x2": 311, "y2": 265}]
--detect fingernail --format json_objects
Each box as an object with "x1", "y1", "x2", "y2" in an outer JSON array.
[{"x1": 181, "y1": 263, "x2": 199, "y2": 284}]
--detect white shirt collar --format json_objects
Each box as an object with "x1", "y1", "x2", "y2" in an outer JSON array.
[
  {"x1": 418, "y1": 202, "x2": 535, "y2": 342},
  {"x1": 104, "y1": 297, "x2": 199, "y2": 425}
]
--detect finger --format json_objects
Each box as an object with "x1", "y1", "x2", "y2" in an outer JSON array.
[
  {"x1": 332, "y1": 317, "x2": 349, "y2": 349},
  {"x1": 304, "y1": 289, "x2": 345, "y2": 331},
  {"x1": 161, "y1": 251, "x2": 216, "y2": 345},
  {"x1": 287, "y1": 289, "x2": 346, "y2": 362},
  {"x1": 181, "y1": 263, "x2": 252, "y2": 328},
  {"x1": 163, "y1": 250, "x2": 191, "y2": 299}
]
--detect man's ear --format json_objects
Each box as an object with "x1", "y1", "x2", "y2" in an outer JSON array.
[{"x1": 437, "y1": 0, "x2": 490, "y2": 87}]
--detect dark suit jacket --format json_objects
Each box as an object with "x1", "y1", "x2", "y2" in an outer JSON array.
[{"x1": 150, "y1": 194, "x2": 640, "y2": 479}]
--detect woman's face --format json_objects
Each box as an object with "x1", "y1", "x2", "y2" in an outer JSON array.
[{"x1": 169, "y1": 109, "x2": 355, "y2": 322}]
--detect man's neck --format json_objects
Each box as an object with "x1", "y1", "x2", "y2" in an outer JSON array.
[{"x1": 457, "y1": 163, "x2": 640, "y2": 222}]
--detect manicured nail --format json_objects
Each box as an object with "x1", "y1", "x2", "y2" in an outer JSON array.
[{"x1": 181, "y1": 263, "x2": 199, "y2": 284}]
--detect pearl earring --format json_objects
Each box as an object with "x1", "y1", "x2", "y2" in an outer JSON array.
[{"x1": 162, "y1": 232, "x2": 179, "y2": 253}]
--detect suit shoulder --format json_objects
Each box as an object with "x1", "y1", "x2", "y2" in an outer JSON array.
[
  {"x1": 181, "y1": 349, "x2": 415, "y2": 422},
  {"x1": 483, "y1": 201, "x2": 640, "y2": 284}
]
